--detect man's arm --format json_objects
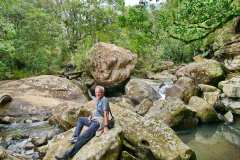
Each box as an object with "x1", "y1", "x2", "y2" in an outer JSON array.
[{"x1": 103, "y1": 111, "x2": 109, "y2": 133}]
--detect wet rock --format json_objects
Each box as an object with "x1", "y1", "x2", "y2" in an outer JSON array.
[
  {"x1": 220, "y1": 98, "x2": 240, "y2": 115},
  {"x1": 166, "y1": 77, "x2": 197, "y2": 103},
  {"x1": 125, "y1": 78, "x2": 159, "y2": 104},
  {"x1": 224, "y1": 111, "x2": 234, "y2": 123},
  {"x1": 0, "y1": 147, "x2": 30, "y2": 160},
  {"x1": 218, "y1": 76, "x2": 240, "y2": 98},
  {"x1": 188, "y1": 96, "x2": 219, "y2": 123},
  {"x1": 31, "y1": 136, "x2": 47, "y2": 147},
  {"x1": 0, "y1": 116, "x2": 16, "y2": 124},
  {"x1": 176, "y1": 59, "x2": 224, "y2": 84},
  {"x1": 24, "y1": 119, "x2": 33, "y2": 123},
  {"x1": 88, "y1": 42, "x2": 137, "y2": 86},
  {"x1": 44, "y1": 125, "x2": 122, "y2": 160},
  {"x1": 24, "y1": 142, "x2": 34, "y2": 150},
  {"x1": 135, "y1": 98, "x2": 153, "y2": 116},
  {"x1": 25, "y1": 149, "x2": 34, "y2": 155},
  {"x1": 145, "y1": 97, "x2": 198, "y2": 129}
]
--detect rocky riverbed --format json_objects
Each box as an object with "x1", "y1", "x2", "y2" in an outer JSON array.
[{"x1": 1, "y1": 40, "x2": 240, "y2": 160}]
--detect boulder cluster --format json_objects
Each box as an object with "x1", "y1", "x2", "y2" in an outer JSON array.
[{"x1": 1, "y1": 18, "x2": 240, "y2": 159}]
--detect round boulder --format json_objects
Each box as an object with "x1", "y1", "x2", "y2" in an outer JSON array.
[{"x1": 89, "y1": 42, "x2": 137, "y2": 86}]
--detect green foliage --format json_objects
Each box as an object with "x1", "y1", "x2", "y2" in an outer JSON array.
[{"x1": 0, "y1": 0, "x2": 239, "y2": 79}]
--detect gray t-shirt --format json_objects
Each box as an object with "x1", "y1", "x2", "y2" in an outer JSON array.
[{"x1": 92, "y1": 96, "x2": 110, "y2": 119}]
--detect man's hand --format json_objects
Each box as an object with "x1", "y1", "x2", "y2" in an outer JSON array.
[
  {"x1": 88, "y1": 115, "x2": 92, "y2": 121},
  {"x1": 103, "y1": 127, "x2": 109, "y2": 134}
]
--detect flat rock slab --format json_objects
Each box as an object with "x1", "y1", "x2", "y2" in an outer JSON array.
[
  {"x1": 43, "y1": 125, "x2": 122, "y2": 160},
  {"x1": 0, "y1": 75, "x2": 88, "y2": 116}
]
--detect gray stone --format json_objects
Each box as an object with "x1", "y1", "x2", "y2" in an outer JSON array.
[
  {"x1": 145, "y1": 97, "x2": 198, "y2": 129},
  {"x1": 166, "y1": 77, "x2": 197, "y2": 103},
  {"x1": 44, "y1": 125, "x2": 122, "y2": 160},
  {"x1": 188, "y1": 96, "x2": 219, "y2": 123},
  {"x1": 176, "y1": 59, "x2": 224, "y2": 84},
  {"x1": 221, "y1": 98, "x2": 240, "y2": 115},
  {"x1": 219, "y1": 77, "x2": 240, "y2": 98},
  {"x1": 135, "y1": 98, "x2": 153, "y2": 116},
  {"x1": 125, "y1": 78, "x2": 159, "y2": 104},
  {"x1": 224, "y1": 111, "x2": 234, "y2": 123}
]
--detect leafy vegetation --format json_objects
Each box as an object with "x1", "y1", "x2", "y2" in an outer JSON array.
[{"x1": 0, "y1": 0, "x2": 239, "y2": 79}]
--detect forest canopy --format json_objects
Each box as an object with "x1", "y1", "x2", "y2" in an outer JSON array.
[{"x1": 0, "y1": 0, "x2": 239, "y2": 79}]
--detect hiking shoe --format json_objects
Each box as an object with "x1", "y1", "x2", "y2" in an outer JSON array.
[
  {"x1": 55, "y1": 150, "x2": 71, "y2": 160},
  {"x1": 68, "y1": 136, "x2": 77, "y2": 144},
  {"x1": 0, "y1": 95, "x2": 12, "y2": 105}
]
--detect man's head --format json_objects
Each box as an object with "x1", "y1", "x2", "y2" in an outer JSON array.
[{"x1": 95, "y1": 85, "x2": 105, "y2": 100}]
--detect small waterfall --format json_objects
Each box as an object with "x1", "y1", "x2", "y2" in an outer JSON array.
[{"x1": 158, "y1": 81, "x2": 173, "y2": 100}]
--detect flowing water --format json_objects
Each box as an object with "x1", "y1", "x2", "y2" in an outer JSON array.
[{"x1": 177, "y1": 120, "x2": 240, "y2": 160}]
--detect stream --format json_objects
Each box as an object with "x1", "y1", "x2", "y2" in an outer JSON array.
[{"x1": 177, "y1": 120, "x2": 240, "y2": 160}]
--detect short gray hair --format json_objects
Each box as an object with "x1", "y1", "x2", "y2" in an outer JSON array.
[{"x1": 95, "y1": 85, "x2": 105, "y2": 93}]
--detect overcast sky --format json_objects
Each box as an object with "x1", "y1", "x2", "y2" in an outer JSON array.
[
  {"x1": 125, "y1": 0, "x2": 166, "y2": 6},
  {"x1": 125, "y1": 0, "x2": 139, "y2": 6}
]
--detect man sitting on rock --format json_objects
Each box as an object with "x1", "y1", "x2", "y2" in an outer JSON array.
[{"x1": 55, "y1": 85, "x2": 110, "y2": 160}]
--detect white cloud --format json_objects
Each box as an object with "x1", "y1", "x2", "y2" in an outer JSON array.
[{"x1": 125, "y1": 0, "x2": 139, "y2": 6}]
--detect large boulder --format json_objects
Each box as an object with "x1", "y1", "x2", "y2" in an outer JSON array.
[
  {"x1": 0, "y1": 75, "x2": 88, "y2": 117},
  {"x1": 218, "y1": 76, "x2": 240, "y2": 98},
  {"x1": 188, "y1": 96, "x2": 219, "y2": 123},
  {"x1": 165, "y1": 77, "x2": 197, "y2": 103},
  {"x1": 51, "y1": 101, "x2": 196, "y2": 160},
  {"x1": 198, "y1": 84, "x2": 221, "y2": 106},
  {"x1": 88, "y1": 42, "x2": 137, "y2": 86},
  {"x1": 125, "y1": 79, "x2": 159, "y2": 104},
  {"x1": 176, "y1": 59, "x2": 224, "y2": 84},
  {"x1": 145, "y1": 97, "x2": 198, "y2": 129},
  {"x1": 44, "y1": 125, "x2": 122, "y2": 160},
  {"x1": 48, "y1": 101, "x2": 94, "y2": 130},
  {"x1": 112, "y1": 103, "x2": 196, "y2": 160}
]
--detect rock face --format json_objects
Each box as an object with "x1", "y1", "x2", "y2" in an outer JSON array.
[
  {"x1": 188, "y1": 96, "x2": 218, "y2": 123},
  {"x1": 219, "y1": 76, "x2": 240, "y2": 98},
  {"x1": 49, "y1": 101, "x2": 195, "y2": 160},
  {"x1": 89, "y1": 42, "x2": 137, "y2": 86},
  {"x1": 198, "y1": 84, "x2": 221, "y2": 106},
  {"x1": 125, "y1": 79, "x2": 159, "y2": 104},
  {"x1": 214, "y1": 35, "x2": 240, "y2": 71},
  {"x1": 176, "y1": 59, "x2": 224, "y2": 84},
  {"x1": 146, "y1": 70, "x2": 177, "y2": 82},
  {"x1": 0, "y1": 75, "x2": 88, "y2": 117},
  {"x1": 145, "y1": 97, "x2": 198, "y2": 129},
  {"x1": 166, "y1": 77, "x2": 197, "y2": 103},
  {"x1": 49, "y1": 101, "x2": 94, "y2": 130},
  {"x1": 220, "y1": 98, "x2": 240, "y2": 115},
  {"x1": 135, "y1": 98, "x2": 153, "y2": 116},
  {"x1": 43, "y1": 125, "x2": 122, "y2": 160},
  {"x1": 112, "y1": 103, "x2": 196, "y2": 160}
]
